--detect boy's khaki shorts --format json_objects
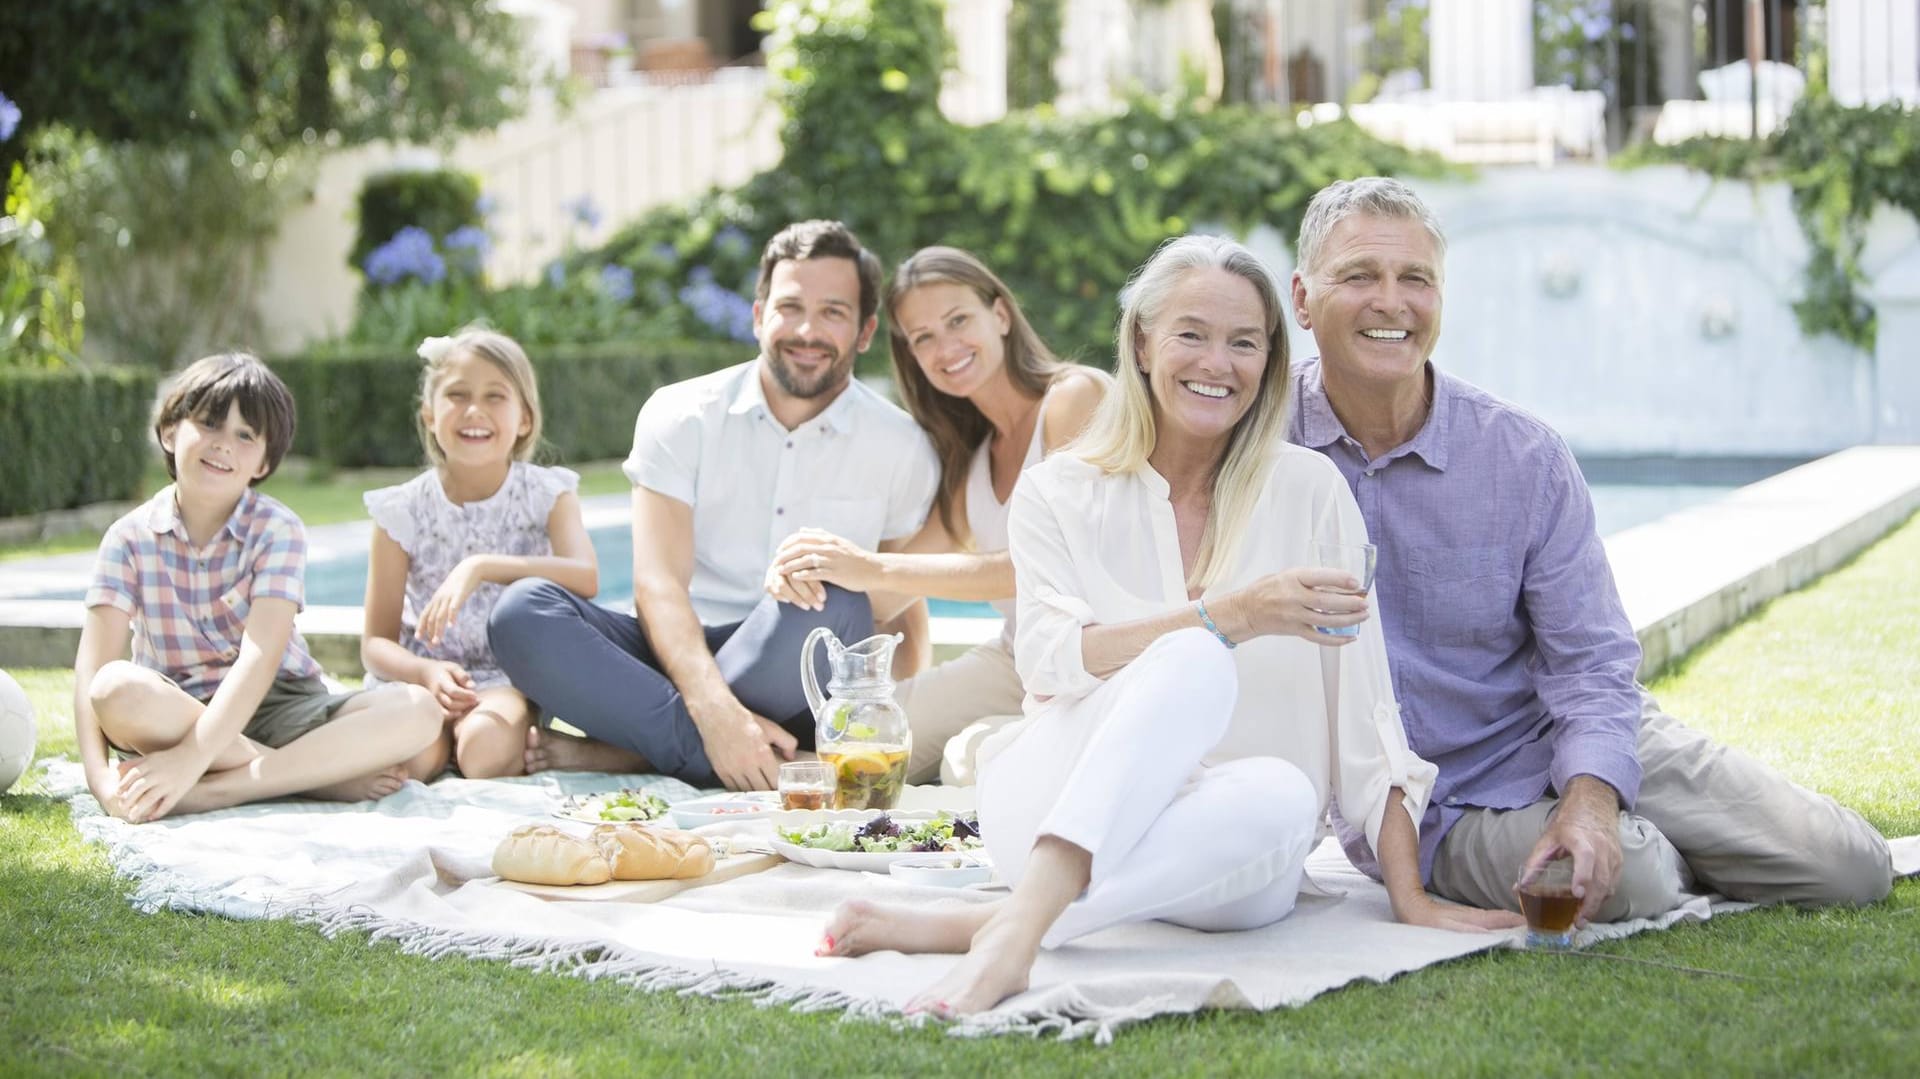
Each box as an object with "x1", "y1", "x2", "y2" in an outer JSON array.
[
  {"x1": 108, "y1": 675, "x2": 362, "y2": 755},
  {"x1": 243, "y1": 676, "x2": 364, "y2": 748}
]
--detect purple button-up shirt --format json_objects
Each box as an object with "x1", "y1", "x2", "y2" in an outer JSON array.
[{"x1": 1288, "y1": 358, "x2": 1644, "y2": 882}]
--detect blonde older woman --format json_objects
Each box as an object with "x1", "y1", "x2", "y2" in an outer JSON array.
[{"x1": 817, "y1": 235, "x2": 1521, "y2": 1017}]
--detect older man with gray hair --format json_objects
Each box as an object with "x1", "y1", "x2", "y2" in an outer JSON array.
[{"x1": 1284, "y1": 176, "x2": 1892, "y2": 924}]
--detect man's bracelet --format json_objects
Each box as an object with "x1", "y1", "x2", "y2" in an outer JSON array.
[{"x1": 1195, "y1": 597, "x2": 1236, "y2": 650}]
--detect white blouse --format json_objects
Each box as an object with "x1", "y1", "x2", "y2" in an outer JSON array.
[{"x1": 1006, "y1": 443, "x2": 1436, "y2": 860}]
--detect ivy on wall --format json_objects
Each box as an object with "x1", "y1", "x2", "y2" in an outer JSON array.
[{"x1": 1618, "y1": 93, "x2": 1920, "y2": 352}]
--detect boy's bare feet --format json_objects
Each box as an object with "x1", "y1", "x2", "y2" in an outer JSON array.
[
  {"x1": 817, "y1": 899, "x2": 996, "y2": 958},
  {"x1": 305, "y1": 765, "x2": 409, "y2": 803},
  {"x1": 524, "y1": 725, "x2": 651, "y2": 775}
]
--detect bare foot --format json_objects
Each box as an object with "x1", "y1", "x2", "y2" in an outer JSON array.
[
  {"x1": 304, "y1": 765, "x2": 409, "y2": 803},
  {"x1": 817, "y1": 898, "x2": 997, "y2": 957},
  {"x1": 524, "y1": 725, "x2": 651, "y2": 775},
  {"x1": 906, "y1": 913, "x2": 1046, "y2": 1018}
]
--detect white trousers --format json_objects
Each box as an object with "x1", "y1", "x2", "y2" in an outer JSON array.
[{"x1": 978, "y1": 628, "x2": 1323, "y2": 949}]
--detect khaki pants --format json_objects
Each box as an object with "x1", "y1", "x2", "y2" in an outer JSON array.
[
  {"x1": 893, "y1": 639, "x2": 1027, "y2": 786},
  {"x1": 1429, "y1": 689, "x2": 1894, "y2": 921}
]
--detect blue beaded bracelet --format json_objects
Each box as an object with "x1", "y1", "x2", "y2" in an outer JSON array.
[{"x1": 1194, "y1": 597, "x2": 1235, "y2": 649}]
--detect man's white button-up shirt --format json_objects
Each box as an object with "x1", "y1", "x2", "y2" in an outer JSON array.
[{"x1": 623, "y1": 359, "x2": 939, "y2": 625}]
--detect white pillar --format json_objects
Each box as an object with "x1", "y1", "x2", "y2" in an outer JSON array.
[
  {"x1": 1429, "y1": 0, "x2": 1534, "y2": 100},
  {"x1": 1055, "y1": 0, "x2": 1133, "y2": 113},
  {"x1": 942, "y1": 0, "x2": 1011, "y2": 125},
  {"x1": 1826, "y1": 0, "x2": 1920, "y2": 107}
]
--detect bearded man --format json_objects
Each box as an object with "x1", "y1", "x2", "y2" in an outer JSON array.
[{"x1": 491, "y1": 220, "x2": 938, "y2": 790}]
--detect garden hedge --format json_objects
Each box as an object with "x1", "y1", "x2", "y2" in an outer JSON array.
[
  {"x1": 0, "y1": 366, "x2": 156, "y2": 518},
  {"x1": 274, "y1": 339, "x2": 749, "y2": 468}
]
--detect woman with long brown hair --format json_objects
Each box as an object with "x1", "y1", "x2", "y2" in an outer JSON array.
[{"x1": 765, "y1": 246, "x2": 1106, "y2": 784}]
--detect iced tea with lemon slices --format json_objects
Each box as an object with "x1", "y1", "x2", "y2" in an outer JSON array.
[{"x1": 819, "y1": 743, "x2": 909, "y2": 810}]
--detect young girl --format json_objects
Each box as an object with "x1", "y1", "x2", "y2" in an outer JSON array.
[
  {"x1": 764, "y1": 247, "x2": 1107, "y2": 785},
  {"x1": 361, "y1": 329, "x2": 598, "y2": 779}
]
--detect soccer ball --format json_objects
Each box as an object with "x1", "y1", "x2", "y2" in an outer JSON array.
[{"x1": 0, "y1": 669, "x2": 36, "y2": 793}]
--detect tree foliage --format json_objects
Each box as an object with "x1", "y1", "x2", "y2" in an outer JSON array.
[{"x1": 0, "y1": 0, "x2": 525, "y2": 159}]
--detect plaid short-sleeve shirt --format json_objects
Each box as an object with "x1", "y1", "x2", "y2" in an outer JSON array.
[{"x1": 86, "y1": 486, "x2": 324, "y2": 701}]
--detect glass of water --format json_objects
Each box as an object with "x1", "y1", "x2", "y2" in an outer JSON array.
[{"x1": 1311, "y1": 541, "x2": 1377, "y2": 637}]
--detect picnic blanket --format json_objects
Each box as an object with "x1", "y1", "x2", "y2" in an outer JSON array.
[{"x1": 45, "y1": 762, "x2": 1920, "y2": 1043}]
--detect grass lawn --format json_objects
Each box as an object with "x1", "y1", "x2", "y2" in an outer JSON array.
[
  {"x1": 0, "y1": 459, "x2": 635, "y2": 563},
  {"x1": 3, "y1": 514, "x2": 1918, "y2": 1075}
]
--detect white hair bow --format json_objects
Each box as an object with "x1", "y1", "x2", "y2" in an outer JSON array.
[{"x1": 417, "y1": 335, "x2": 456, "y2": 362}]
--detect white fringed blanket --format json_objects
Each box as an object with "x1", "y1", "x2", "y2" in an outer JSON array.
[{"x1": 47, "y1": 762, "x2": 1920, "y2": 1044}]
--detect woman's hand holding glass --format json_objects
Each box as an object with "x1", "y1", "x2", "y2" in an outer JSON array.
[
  {"x1": 765, "y1": 528, "x2": 880, "y2": 610},
  {"x1": 1215, "y1": 568, "x2": 1369, "y2": 646}
]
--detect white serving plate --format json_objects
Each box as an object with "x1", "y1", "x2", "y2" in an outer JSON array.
[
  {"x1": 769, "y1": 809, "x2": 984, "y2": 871},
  {"x1": 888, "y1": 855, "x2": 993, "y2": 887},
  {"x1": 666, "y1": 792, "x2": 782, "y2": 829},
  {"x1": 551, "y1": 789, "x2": 674, "y2": 826}
]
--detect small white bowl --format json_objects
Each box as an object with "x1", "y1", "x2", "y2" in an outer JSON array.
[{"x1": 888, "y1": 855, "x2": 992, "y2": 888}]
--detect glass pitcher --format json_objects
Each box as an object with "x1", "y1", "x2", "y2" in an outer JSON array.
[{"x1": 801, "y1": 628, "x2": 912, "y2": 810}]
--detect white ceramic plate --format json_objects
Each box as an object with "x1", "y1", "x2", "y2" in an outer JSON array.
[
  {"x1": 551, "y1": 789, "x2": 673, "y2": 826},
  {"x1": 769, "y1": 810, "x2": 984, "y2": 871},
  {"x1": 666, "y1": 792, "x2": 782, "y2": 829},
  {"x1": 888, "y1": 855, "x2": 993, "y2": 887}
]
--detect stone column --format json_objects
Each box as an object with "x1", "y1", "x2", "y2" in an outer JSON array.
[
  {"x1": 1826, "y1": 0, "x2": 1920, "y2": 107},
  {"x1": 1430, "y1": 0, "x2": 1534, "y2": 100},
  {"x1": 1055, "y1": 0, "x2": 1133, "y2": 113},
  {"x1": 942, "y1": 0, "x2": 1011, "y2": 124}
]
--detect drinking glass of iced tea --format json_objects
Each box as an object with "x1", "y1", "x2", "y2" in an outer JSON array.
[
  {"x1": 778, "y1": 761, "x2": 834, "y2": 811},
  {"x1": 1516, "y1": 857, "x2": 1580, "y2": 950}
]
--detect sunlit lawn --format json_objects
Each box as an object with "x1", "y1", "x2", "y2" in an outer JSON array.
[{"x1": 3, "y1": 515, "x2": 1917, "y2": 1075}]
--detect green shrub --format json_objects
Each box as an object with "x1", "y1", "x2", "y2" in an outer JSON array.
[
  {"x1": 274, "y1": 339, "x2": 747, "y2": 468},
  {"x1": 352, "y1": 169, "x2": 484, "y2": 273},
  {"x1": 582, "y1": 0, "x2": 1454, "y2": 365},
  {"x1": 0, "y1": 366, "x2": 154, "y2": 517}
]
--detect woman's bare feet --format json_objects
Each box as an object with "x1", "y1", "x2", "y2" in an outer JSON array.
[
  {"x1": 906, "y1": 912, "x2": 1048, "y2": 1017},
  {"x1": 523, "y1": 725, "x2": 652, "y2": 775},
  {"x1": 817, "y1": 898, "x2": 997, "y2": 957}
]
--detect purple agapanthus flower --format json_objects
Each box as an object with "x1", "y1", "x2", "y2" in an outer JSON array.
[
  {"x1": 714, "y1": 225, "x2": 751, "y2": 259},
  {"x1": 0, "y1": 92, "x2": 20, "y2": 143},
  {"x1": 475, "y1": 192, "x2": 498, "y2": 217},
  {"x1": 599, "y1": 264, "x2": 636, "y2": 304},
  {"x1": 678, "y1": 265, "x2": 756, "y2": 342},
  {"x1": 546, "y1": 261, "x2": 567, "y2": 289},
  {"x1": 567, "y1": 195, "x2": 603, "y2": 230},
  {"x1": 363, "y1": 226, "x2": 446, "y2": 286}
]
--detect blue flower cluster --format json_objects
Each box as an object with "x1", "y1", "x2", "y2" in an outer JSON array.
[
  {"x1": 567, "y1": 195, "x2": 603, "y2": 230},
  {"x1": 714, "y1": 226, "x2": 752, "y2": 260},
  {"x1": 0, "y1": 92, "x2": 19, "y2": 143},
  {"x1": 443, "y1": 225, "x2": 491, "y2": 274},
  {"x1": 599, "y1": 264, "x2": 636, "y2": 304},
  {"x1": 678, "y1": 265, "x2": 756, "y2": 342},
  {"x1": 364, "y1": 226, "x2": 447, "y2": 287}
]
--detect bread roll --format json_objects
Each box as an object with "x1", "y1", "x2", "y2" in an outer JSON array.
[
  {"x1": 593, "y1": 824, "x2": 715, "y2": 880},
  {"x1": 492, "y1": 825, "x2": 613, "y2": 886}
]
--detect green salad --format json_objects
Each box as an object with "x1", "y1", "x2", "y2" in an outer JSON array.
[
  {"x1": 592, "y1": 790, "x2": 670, "y2": 822},
  {"x1": 777, "y1": 812, "x2": 983, "y2": 854}
]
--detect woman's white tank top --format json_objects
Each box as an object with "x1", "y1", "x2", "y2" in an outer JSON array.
[{"x1": 963, "y1": 408, "x2": 1047, "y2": 642}]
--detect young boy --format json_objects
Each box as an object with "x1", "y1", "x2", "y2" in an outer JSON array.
[{"x1": 74, "y1": 352, "x2": 442, "y2": 824}]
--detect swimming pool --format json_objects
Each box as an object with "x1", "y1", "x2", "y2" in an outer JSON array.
[{"x1": 291, "y1": 478, "x2": 1745, "y2": 612}]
